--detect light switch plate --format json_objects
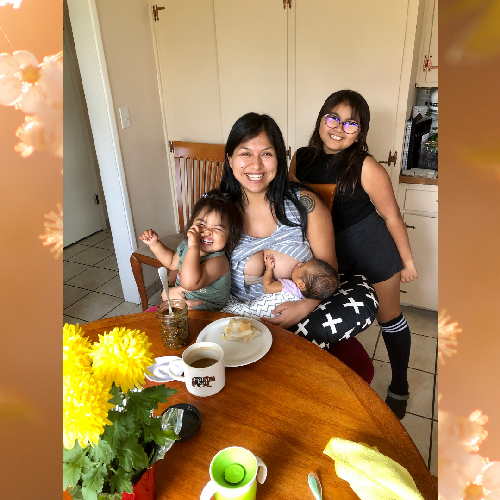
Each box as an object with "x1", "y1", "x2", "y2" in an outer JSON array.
[{"x1": 119, "y1": 107, "x2": 131, "y2": 129}]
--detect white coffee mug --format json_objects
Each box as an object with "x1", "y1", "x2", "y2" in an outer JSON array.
[{"x1": 168, "y1": 342, "x2": 225, "y2": 397}]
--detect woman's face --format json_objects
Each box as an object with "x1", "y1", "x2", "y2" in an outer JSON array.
[
  {"x1": 319, "y1": 103, "x2": 361, "y2": 154},
  {"x1": 228, "y1": 132, "x2": 278, "y2": 196}
]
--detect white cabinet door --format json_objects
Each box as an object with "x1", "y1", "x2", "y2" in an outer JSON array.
[
  {"x1": 214, "y1": 0, "x2": 288, "y2": 142},
  {"x1": 400, "y1": 212, "x2": 438, "y2": 310},
  {"x1": 153, "y1": 0, "x2": 224, "y2": 143},
  {"x1": 416, "y1": 0, "x2": 438, "y2": 87},
  {"x1": 294, "y1": 0, "x2": 408, "y2": 175}
]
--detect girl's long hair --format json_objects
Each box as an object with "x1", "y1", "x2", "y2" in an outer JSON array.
[
  {"x1": 305, "y1": 90, "x2": 371, "y2": 201},
  {"x1": 186, "y1": 189, "x2": 244, "y2": 255},
  {"x1": 219, "y1": 112, "x2": 309, "y2": 239}
]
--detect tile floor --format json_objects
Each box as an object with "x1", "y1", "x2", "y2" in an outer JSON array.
[
  {"x1": 63, "y1": 230, "x2": 164, "y2": 325},
  {"x1": 63, "y1": 230, "x2": 438, "y2": 475}
]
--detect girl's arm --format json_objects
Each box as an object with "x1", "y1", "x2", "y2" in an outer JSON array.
[
  {"x1": 360, "y1": 156, "x2": 418, "y2": 284},
  {"x1": 139, "y1": 229, "x2": 180, "y2": 270},
  {"x1": 266, "y1": 190, "x2": 336, "y2": 328},
  {"x1": 179, "y1": 225, "x2": 229, "y2": 291}
]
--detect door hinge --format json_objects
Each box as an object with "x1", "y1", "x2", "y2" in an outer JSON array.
[
  {"x1": 379, "y1": 150, "x2": 397, "y2": 167},
  {"x1": 423, "y1": 54, "x2": 438, "y2": 72},
  {"x1": 94, "y1": 194, "x2": 100, "y2": 205},
  {"x1": 152, "y1": 4, "x2": 165, "y2": 21},
  {"x1": 286, "y1": 146, "x2": 291, "y2": 159}
]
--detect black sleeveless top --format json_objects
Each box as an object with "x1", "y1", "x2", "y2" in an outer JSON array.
[{"x1": 295, "y1": 147, "x2": 375, "y2": 233}]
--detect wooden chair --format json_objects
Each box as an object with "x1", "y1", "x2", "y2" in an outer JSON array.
[
  {"x1": 130, "y1": 141, "x2": 226, "y2": 311},
  {"x1": 305, "y1": 183, "x2": 337, "y2": 211}
]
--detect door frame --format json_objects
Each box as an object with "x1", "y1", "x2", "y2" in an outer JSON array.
[{"x1": 66, "y1": 0, "x2": 140, "y2": 303}]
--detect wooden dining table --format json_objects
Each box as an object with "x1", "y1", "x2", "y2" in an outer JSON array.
[{"x1": 79, "y1": 310, "x2": 437, "y2": 499}]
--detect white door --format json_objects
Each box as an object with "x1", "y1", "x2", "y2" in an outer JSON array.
[
  {"x1": 400, "y1": 212, "x2": 438, "y2": 310},
  {"x1": 214, "y1": 0, "x2": 288, "y2": 142},
  {"x1": 294, "y1": 0, "x2": 409, "y2": 175},
  {"x1": 152, "y1": 0, "x2": 224, "y2": 144},
  {"x1": 63, "y1": 27, "x2": 103, "y2": 246}
]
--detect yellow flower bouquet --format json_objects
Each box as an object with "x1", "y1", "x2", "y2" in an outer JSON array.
[{"x1": 63, "y1": 324, "x2": 178, "y2": 500}]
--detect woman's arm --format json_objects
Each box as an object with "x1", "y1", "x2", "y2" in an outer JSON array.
[
  {"x1": 360, "y1": 156, "x2": 418, "y2": 283},
  {"x1": 266, "y1": 190, "x2": 336, "y2": 328}
]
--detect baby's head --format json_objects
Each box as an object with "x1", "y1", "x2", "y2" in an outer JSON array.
[
  {"x1": 187, "y1": 189, "x2": 243, "y2": 254},
  {"x1": 291, "y1": 258, "x2": 339, "y2": 300}
]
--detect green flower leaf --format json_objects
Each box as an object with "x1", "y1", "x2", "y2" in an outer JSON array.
[
  {"x1": 68, "y1": 485, "x2": 84, "y2": 500},
  {"x1": 88, "y1": 438, "x2": 115, "y2": 465},
  {"x1": 126, "y1": 391, "x2": 154, "y2": 423},
  {"x1": 116, "y1": 435, "x2": 150, "y2": 472},
  {"x1": 103, "y1": 411, "x2": 137, "y2": 449},
  {"x1": 81, "y1": 464, "x2": 107, "y2": 500},
  {"x1": 63, "y1": 444, "x2": 91, "y2": 490},
  {"x1": 142, "y1": 417, "x2": 178, "y2": 446},
  {"x1": 108, "y1": 466, "x2": 134, "y2": 495},
  {"x1": 142, "y1": 385, "x2": 177, "y2": 406}
]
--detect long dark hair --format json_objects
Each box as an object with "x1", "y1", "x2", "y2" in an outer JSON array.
[
  {"x1": 306, "y1": 90, "x2": 371, "y2": 201},
  {"x1": 186, "y1": 189, "x2": 244, "y2": 255},
  {"x1": 219, "y1": 112, "x2": 309, "y2": 238}
]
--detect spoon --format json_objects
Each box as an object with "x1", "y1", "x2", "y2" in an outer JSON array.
[
  {"x1": 158, "y1": 267, "x2": 173, "y2": 315},
  {"x1": 308, "y1": 472, "x2": 322, "y2": 500}
]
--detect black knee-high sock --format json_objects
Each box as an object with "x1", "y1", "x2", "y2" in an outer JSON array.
[{"x1": 379, "y1": 313, "x2": 411, "y2": 395}]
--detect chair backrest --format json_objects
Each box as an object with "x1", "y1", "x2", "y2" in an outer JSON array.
[
  {"x1": 173, "y1": 141, "x2": 226, "y2": 233},
  {"x1": 306, "y1": 183, "x2": 337, "y2": 211}
]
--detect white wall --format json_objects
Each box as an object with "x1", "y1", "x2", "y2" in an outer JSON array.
[{"x1": 67, "y1": 0, "x2": 177, "y2": 301}]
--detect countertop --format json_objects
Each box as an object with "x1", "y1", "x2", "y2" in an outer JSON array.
[{"x1": 399, "y1": 175, "x2": 438, "y2": 186}]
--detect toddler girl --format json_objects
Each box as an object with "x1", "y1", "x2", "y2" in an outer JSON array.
[{"x1": 139, "y1": 189, "x2": 243, "y2": 311}]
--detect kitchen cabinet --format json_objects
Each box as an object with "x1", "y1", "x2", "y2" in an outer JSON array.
[
  {"x1": 416, "y1": 0, "x2": 438, "y2": 87},
  {"x1": 151, "y1": 0, "x2": 420, "y2": 186},
  {"x1": 397, "y1": 183, "x2": 438, "y2": 310}
]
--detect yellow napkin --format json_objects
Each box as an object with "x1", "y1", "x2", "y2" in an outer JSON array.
[{"x1": 323, "y1": 437, "x2": 424, "y2": 500}]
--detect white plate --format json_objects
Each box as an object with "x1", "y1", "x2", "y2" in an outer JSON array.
[{"x1": 196, "y1": 317, "x2": 272, "y2": 367}]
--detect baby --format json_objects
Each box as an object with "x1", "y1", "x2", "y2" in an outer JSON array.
[{"x1": 263, "y1": 254, "x2": 339, "y2": 300}]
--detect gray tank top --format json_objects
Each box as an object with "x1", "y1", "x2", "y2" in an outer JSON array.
[{"x1": 231, "y1": 194, "x2": 313, "y2": 301}]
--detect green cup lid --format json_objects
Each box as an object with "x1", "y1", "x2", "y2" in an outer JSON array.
[{"x1": 224, "y1": 463, "x2": 245, "y2": 484}]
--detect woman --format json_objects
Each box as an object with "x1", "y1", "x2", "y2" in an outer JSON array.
[
  {"x1": 219, "y1": 112, "x2": 336, "y2": 327},
  {"x1": 289, "y1": 90, "x2": 418, "y2": 419}
]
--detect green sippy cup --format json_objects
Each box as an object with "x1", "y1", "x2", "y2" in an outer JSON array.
[{"x1": 200, "y1": 447, "x2": 267, "y2": 500}]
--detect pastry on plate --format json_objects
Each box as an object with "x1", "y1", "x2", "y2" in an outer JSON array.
[{"x1": 222, "y1": 318, "x2": 261, "y2": 343}]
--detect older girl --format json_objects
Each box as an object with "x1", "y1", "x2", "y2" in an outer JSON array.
[{"x1": 289, "y1": 90, "x2": 418, "y2": 419}]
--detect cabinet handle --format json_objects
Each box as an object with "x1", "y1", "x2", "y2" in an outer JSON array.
[
  {"x1": 400, "y1": 290, "x2": 407, "y2": 293},
  {"x1": 405, "y1": 224, "x2": 416, "y2": 229},
  {"x1": 427, "y1": 55, "x2": 438, "y2": 72},
  {"x1": 286, "y1": 146, "x2": 291, "y2": 159},
  {"x1": 379, "y1": 150, "x2": 397, "y2": 167}
]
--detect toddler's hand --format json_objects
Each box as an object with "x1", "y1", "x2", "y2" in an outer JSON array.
[
  {"x1": 264, "y1": 253, "x2": 276, "y2": 270},
  {"x1": 139, "y1": 229, "x2": 159, "y2": 247},
  {"x1": 186, "y1": 225, "x2": 201, "y2": 248}
]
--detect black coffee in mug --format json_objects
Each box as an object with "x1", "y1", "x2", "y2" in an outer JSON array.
[{"x1": 189, "y1": 358, "x2": 218, "y2": 369}]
